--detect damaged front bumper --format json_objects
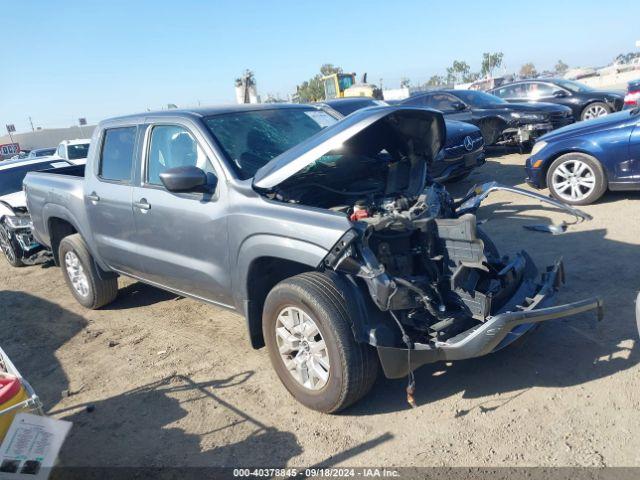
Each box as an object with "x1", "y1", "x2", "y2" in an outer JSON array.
[
  {"x1": 501, "y1": 122, "x2": 554, "y2": 145},
  {"x1": 434, "y1": 151, "x2": 486, "y2": 182},
  {"x1": 377, "y1": 254, "x2": 603, "y2": 378}
]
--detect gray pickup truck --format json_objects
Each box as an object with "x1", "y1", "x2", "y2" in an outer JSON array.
[{"x1": 24, "y1": 104, "x2": 603, "y2": 412}]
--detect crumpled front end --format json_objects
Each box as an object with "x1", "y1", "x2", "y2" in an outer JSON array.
[
  {"x1": 377, "y1": 254, "x2": 603, "y2": 378},
  {"x1": 323, "y1": 181, "x2": 602, "y2": 380}
]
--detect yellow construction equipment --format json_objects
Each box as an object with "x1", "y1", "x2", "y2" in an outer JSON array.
[{"x1": 322, "y1": 72, "x2": 382, "y2": 99}]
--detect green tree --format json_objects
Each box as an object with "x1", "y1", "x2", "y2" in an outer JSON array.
[
  {"x1": 425, "y1": 75, "x2": 445, "y2": 87},
  {"x1": 320, "y1": 64, "x2": 343, "y2": 76},
  {"x1": 400, "y1": 77, "x2": 411, "y2": 88},
  {"x1": 463, "y1": 71, "x2": 480, "y2": 83},
  {"x1": 295, "y1": 64, "x2": 344, "y2": 102},
  {"x1": 296, "y1": 77, "x2": 325, "y2": 102},
  {"x1": 519, "y1": 63, "x2": 537, "y2": 79},
  {"x1": 555, "y1": 59, "x2": 569, "y2": 75},
  {"x1": 481, "y1": 52, "x2": 504, "y2": 77},
  {"x1": 446, "y1": 60, "x2": 471, "y2": 85}
]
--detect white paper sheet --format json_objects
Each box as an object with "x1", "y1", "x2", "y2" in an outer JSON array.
[{"x1": 0, "y1": 414, "x2": 71, "y2": 479}]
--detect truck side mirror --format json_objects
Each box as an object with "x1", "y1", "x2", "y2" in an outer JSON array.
[{"x1": 159, "y1": 166, "x2": 210, "y2": 192}]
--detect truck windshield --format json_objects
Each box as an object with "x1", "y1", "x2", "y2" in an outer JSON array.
[
  {"x1": 0, "y1": 161, "x2": 71, "y2": 196},
  {"x1": 205, "y1": 108, "x2": 338, "y2": 179},
  {"x1": 67, "y1": 143, "x2": 89, "y2": 160}
]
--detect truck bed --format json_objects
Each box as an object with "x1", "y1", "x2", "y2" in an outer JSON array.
[{"x1": 23, "y1": 166, "x2": 89, "y2": 249}]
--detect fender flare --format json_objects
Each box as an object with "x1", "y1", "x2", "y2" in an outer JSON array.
[
  {"x1": 233, "y1": 233, "x2": 329, "y2": 305},
  {"x1": 42, "y1": 203, "x2": 111, "y2": 272}
]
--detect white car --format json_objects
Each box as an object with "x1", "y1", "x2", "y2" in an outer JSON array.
[
  {"x1": 52, "y1": 138, "x2": 91, "y2": 165},
  {"x1": 0, "y1": 157, "x2": 79, "y2": 266}
]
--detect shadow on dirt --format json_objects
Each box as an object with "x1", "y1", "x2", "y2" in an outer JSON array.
[
  {"x1": 48, "y1": 372, "x2": 392, "y2": 472},
  {"x1": 105, "y1": 281, "x2": 181, "y2": 310},
  {"x1": 0, "y1": 291, "x2": 86, "y2": 410},
  {"x1": 348, "y1": 202, "x2": 639, "y2": 416}
]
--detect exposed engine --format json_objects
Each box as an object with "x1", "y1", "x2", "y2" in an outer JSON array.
[{"x1": 323, "y1": 183, "x2": 512, "y2": 346}]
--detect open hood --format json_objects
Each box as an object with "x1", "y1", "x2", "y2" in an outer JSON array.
[{"x1": 253, "y1": 106, "x2": 446, "y2": 190}]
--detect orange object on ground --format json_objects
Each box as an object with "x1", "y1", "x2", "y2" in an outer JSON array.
[{"x1": 0, "y1": 375, "x2": 29, "y2": 441}]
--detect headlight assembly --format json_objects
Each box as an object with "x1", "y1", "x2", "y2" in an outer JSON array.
[
  {"x1": 3, "y1": 215, "x2": 32, "y2": 229},
  {"x1": 530, "y1": 141, "x2": 547, "y2": 156},
  {"x1": 512, "y1": 112, "x2": 545, "y2": 121}
]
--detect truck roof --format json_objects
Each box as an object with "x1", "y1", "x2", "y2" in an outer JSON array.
[{"x1": 103, "y1": 103, "x2": 317, "y2": 125}]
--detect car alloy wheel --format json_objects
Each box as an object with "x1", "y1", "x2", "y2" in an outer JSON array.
[
  {"x1": 551, "y1": 159, "x2": 596, "y2": 202},
  {"x1": 64, "y1": 250, "x2": 90, "y2": 297},
  {"x1": 0, "y1": 225, "x2": 16, "y2": 264},
  {"x1": 582, "y1": 104, "x2": 608, "y2": 120},
  {"x1": 275, "y1": 306, "x2": 330, "y2": 390}
]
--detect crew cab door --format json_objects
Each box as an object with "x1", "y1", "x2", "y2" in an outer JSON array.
[
  {"x1": 131, "y1": 121, "x2": 233, "y2": 307},
  {"x1": 84, "y1": 125, "x2": 143, "y2": 276}
]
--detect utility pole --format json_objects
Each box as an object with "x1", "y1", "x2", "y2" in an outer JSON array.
[{"x1": 28, "y1": 117, "x2": 35, "y2": 132}]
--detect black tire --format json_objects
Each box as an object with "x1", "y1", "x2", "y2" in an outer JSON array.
[
  {"x1": 546, "y1": 153, "x2": 606, "y2": 205},
  {"x1": 58, "y1": 234, "x2": 118, "y2": 309},
  {"x1": 262, "y1": 271, "x2": 379, "y2": 413},
  {"x1": 0, "y1": 222, "x2": 25, "y2": 267},
  {"x1": 580, "y1": 102, "x2": 611, "y2": 121}
]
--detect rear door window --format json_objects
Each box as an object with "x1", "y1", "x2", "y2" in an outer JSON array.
[{"x1": 99, "y1": 127, "x2": 137, "y2": 182}]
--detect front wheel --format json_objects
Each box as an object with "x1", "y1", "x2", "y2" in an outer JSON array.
[
  {"x1": 263, "y1": 272, "x2": 379, "y2": 413},
  {"x1": 0, "y1": 222, "x2": 24, "y2": 267},
  {"x1": 581, "y1": 102, "x2": 611, "y2": 121},
  {"x1": 546, "y1": 153, "x2": 606, "y2": 205},
  {"x1": 58, "y1": 234, "x2": 118, "y2": 309}
]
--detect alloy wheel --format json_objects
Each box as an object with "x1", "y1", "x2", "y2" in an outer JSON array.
[
  {"x1": 64, "y1": 251, "x2": 90, "y2": 297},
  {"x1": 583, "y1": 104, "x2": 608, "y2": 120},
  {"x1": 0, "y1": 225, "x2": 16, "y2": 264},
  {"x1": 275, "y1": 306, "x2": 330, "y2": 390},
  {"x1": 551, "y1": 160, "x2": 596, "y2": 202}
]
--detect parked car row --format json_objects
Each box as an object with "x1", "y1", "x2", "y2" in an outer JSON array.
[
  {"x1": 488, "y1": 78, "x2": 625, "y2": 121},
  {"x1": 399, "y1": 89, "x2": 574, "y2": 149}
]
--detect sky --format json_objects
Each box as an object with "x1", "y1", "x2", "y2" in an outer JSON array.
[{"x1": 1, "y1": 0, "x2": 638, "y2": 133}]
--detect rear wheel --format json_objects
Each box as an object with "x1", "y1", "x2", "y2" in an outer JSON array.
[
  {"x1": 581, "y1": 102, "x2": 611, "y2": 121},
  {"x1": 58, "y1": 234, "x2": 118, "y2": 309},
  {"x1": 263, "y1": 272, "x2": 378, "y2": 413},
  {"x1": 546, "y1": 153, "x2": 606, "y2": 205},
  {"x1": 0, "y1": 222, "x2": 24, "y2": 267}
]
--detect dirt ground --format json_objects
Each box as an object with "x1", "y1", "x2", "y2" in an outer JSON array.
[{"x1": 2, "y1": 150, "x2": 639, "y2": 469}]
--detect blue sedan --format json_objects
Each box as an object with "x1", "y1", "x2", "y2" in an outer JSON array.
[{"x1": 525, "y1": 108, "x2": 640, "y2": 205}]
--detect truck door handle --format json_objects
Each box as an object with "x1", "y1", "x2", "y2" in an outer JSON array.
[
  {"x1": 134, "y1": 199, "x2": 151, "y2": 210},
  {"x1": 87, "y1": 192, "x2": 100, "y2": 202}
]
